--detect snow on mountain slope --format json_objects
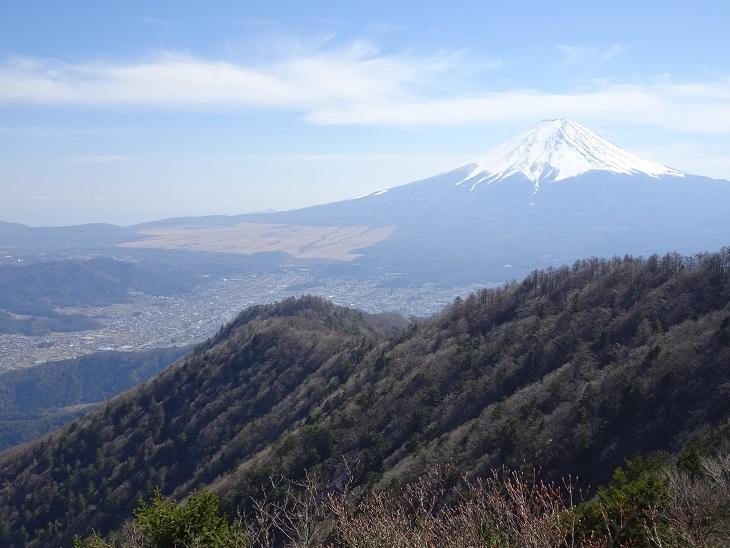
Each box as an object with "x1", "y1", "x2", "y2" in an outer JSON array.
[
  {"x1": 130, "y1": 118, "x2": 728, "y2": 283},
  {"x1": 459, "y1": 119, "x2": 685, "y2": 190}
]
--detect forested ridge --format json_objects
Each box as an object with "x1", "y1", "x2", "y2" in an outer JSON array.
[
  {"x1": 1, "y1": 249, "x2": 729, "y2": 546},
  {"x1": 0, "y1": 346, "x2": 189, "y2": 451}
]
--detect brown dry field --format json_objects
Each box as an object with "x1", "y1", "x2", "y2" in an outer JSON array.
[{"x1": 119, "y1": 222, "x2": 395, "y2": 261}]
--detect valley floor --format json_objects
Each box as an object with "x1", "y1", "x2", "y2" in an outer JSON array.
[{"x1": 0, "y1": 270, "x2": 485, "y2": 370}]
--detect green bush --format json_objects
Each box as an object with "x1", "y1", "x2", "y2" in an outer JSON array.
[
  {"x1": 134, "y1": 488, "x2": 245, "y2": 547},
  {"x1": 574, "y1": 454, "x2": 669, "y2": 546}
]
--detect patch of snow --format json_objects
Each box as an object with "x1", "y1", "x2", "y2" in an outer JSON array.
[
  {"x1": 459, "y1": 119, "x2": 684, "y2": 190},
  {"x1": 355, "y1": 188, "x2": 390, "y2": 199}
]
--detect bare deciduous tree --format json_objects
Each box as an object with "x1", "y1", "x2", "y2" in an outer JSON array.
[{"x1": 648, "y1": 455, "x2": 730, "y2": 547}]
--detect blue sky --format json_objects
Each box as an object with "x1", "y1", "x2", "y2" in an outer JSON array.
[{"x1": 2, "y1": 0, "x2": 729, "y2": 225}]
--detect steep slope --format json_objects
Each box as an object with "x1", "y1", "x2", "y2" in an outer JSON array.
[
  {"x1": 1, "y1": 250, "x2": 729, "y2": 546},
  {"x1": 462, "y1": 118, "x2": 684, "y2": 187},
  {"x1": 0, "y1": 298, "x2": 404, "y2": 545},
  {"x1": 0, "y1": 346, "x2": 189, "y2": 451}
]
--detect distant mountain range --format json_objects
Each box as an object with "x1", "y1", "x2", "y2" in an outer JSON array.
[
  {"x1": 0, "y1": 221, "x2": 138, "y2": 251},
  {"x1": 0, "y1": 257, "x2": 195, "y2": 335},
  {"x1": 3, "y1": 120, "x2": 728, "y2": 284},
  {"x1": 1, "y1": 248, "x2": 728, "y2": 545}
]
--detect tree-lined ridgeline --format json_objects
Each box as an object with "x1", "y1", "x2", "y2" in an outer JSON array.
[{"x1": 0, "y1": 248, "x2": 729, "y2": 545}]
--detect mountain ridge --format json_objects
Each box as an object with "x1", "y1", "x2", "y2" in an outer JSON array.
[{"x1": 1, "y1": 248, "x2": 728, "y2": 546}]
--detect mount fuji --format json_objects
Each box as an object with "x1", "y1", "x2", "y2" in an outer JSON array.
[
  {"x1": 459, "y1": 118, "x2": 684, "y2": 189},
  {"x1": 105, "y1": 119, "x2": 730, "y2": 284},
  {"x1": 223, "y1": 119, "x2": 724, "y2": 282}
]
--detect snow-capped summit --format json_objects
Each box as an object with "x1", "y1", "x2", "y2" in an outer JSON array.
[
  {"x1": 460, "y1": 119, "x2": 684, "y2": 190},
  {"x1": 157, "y1": 117, "x2": 728, "y2": 284}
]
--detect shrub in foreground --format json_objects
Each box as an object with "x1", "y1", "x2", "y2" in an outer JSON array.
[{"x1": 75, "y1": 455, "x2": 730, "y2": 547}]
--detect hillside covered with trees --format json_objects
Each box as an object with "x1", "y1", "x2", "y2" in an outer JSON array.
[
  {"x1": 0, "y1": 249, "x2": 729, "y2": 545},
  {"x1": 0, "y1": 346, "x2": 189, "y2": 451},
  {"x1": 77, "y1": 441, "x2": 730, "y2": 547}
]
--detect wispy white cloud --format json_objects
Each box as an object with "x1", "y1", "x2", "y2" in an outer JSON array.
[
  {"x1": 62, "y1": 154, "x2": 136, "y2": 164},
  {"x1": 1, "y1": 43, "x2": 730, "y2": 133},
  {"x1": 132, "y1": 15, "x2": 183, "y2": 27},
  {"x1": 29, "y1": 193, "x2": 140, "y2": 203},
  {"x1": 368, "y1": 22, "x2": 409, "y2": 34},
  {"x1": 556, "y1": 44, "x2": 630, "y2": 64},
  {"x1": 0, "y1": 124, "x2": 168, "y2": 141},
  {"x1": 600, "y1": 44, "x2": 630, "y2": 62},
  {"x1": 305, "y1": 81, "x2": 730, "y2": 134},
  {"x1": 0, "y1": 42, "x2": 453, "y2": 108}
]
